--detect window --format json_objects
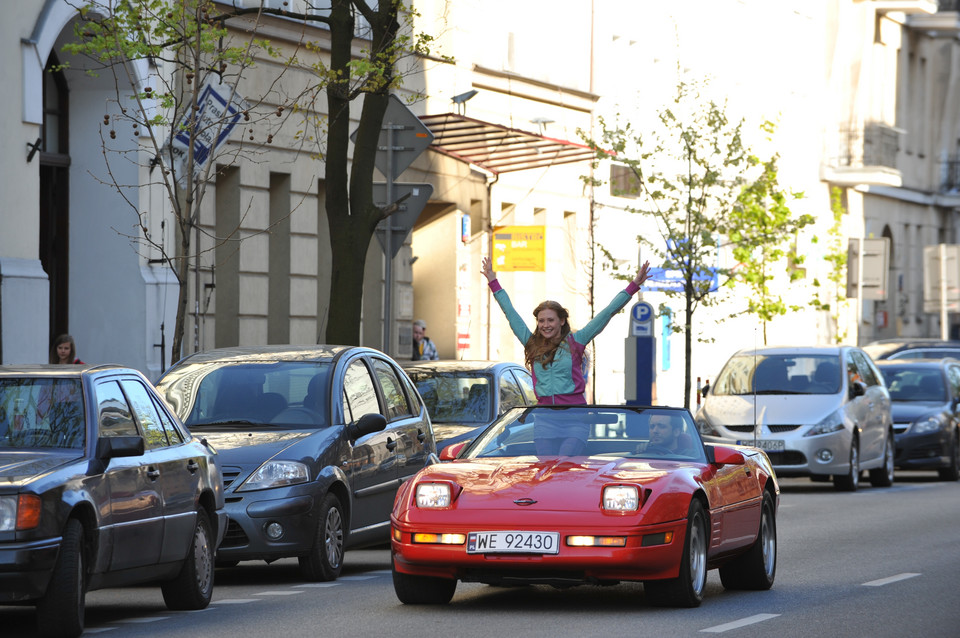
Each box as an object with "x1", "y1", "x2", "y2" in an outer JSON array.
[
  {"x1": 852, "y1": 351, "x2": 880, "y2": 387},
  {"x1": 512, "y1": 369, "x2": 536, "y2": 403},
  {"x1": 122, "y1": 379, "x2": 168, "y2": 449},
  {"x1": 154, "y1": 396, "x2": 185, "y2": 445},
  {"x1": 610, "y1": 164, "x2": 641, "y2": 199},
  {"x1": 499, "y1": 373, "x2": 526, "y2": 411},
  {"x1": 372, "y1": 358, "x2": 412, "y2": 421},
  {"x1": 343, "y1": 360, "x2": 380, "y2": 422},
  {"x1": 97, "y1": 381, "x2": 138, "y2": 437}
]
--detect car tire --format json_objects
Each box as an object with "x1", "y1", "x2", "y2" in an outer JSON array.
[
  {"x1": 162, "y1": 509, "x2": 215, "y2": 610},
  {"x1": 392, "y1": 559, "x2": 457, "y2": 604},
  {"x1": 869, "y1": 432, "x2": 895, "y2": 487},
  {"x1": 719, "y1": 490, "x2": 777, "y2": 590},
  {"x1": 299, "y1": 493, "x2": 344, "y2": 582},
  {"x1": 644, "y1": 498, "x2": 707, "y2": 608},
  {"x1": 833, "y1": 436, "x2": 860, "y2": 492},
  {"x1": 37, "y1": 518, "x2": 85, "y2": 638},
  {"x1": 938, "y1": 431, "x2": 960, "y2": 481}
]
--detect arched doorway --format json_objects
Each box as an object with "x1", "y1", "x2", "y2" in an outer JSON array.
[{"x1": 39, "y1": 51, "x2": 71, "y2": 343}]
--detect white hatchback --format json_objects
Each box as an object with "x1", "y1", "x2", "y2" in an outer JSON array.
[{"x1": 695, "y1": 345, "x2": 895, "y2": 491}]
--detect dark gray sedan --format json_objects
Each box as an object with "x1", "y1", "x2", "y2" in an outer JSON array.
[
  {"x1": 157, "y1": 345, "x2": 437, "y2": 582},
  {"x1": 0, "y1": 364, "x2": 225, "y2": 638},
  {"x1": 876, "y1": 358, "x2": 960, "y2": 480},
  {"x1": 401, "y1": 360, "x2": 536, "y2": 454}
]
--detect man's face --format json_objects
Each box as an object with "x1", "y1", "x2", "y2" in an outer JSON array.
[
  {"x1": 649, "y1": 415, "x2": 679, "y2": 447},
  {"x1": 413, "y1": 324, "x2": 425, "y2": 341}
]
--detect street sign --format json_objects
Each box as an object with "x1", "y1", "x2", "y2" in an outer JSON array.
[
  {"x1": 923, "y1": 244, "x2": 960, "y2": 313},
  {"x1": 630, "y1": 301, "x2": 655, "y2": 337},
  {"x1": 642, "y1": 267, "x2": 719, "y2": 292},
  {"x1": 846, "y1": 237, "x2": 889, "y2": 300},
  {"x1": 373, "y1": 183, "x2": 434, "y2": 259},
  {"x1": 350, "y1": 94, "x2": 435, "y2": 180},
  {"x1": 492, "y1": 226, "x2": 546, "y2": 271},
  {"x1": 169, "y1": 80, "x2": 248, "y2": 187}
]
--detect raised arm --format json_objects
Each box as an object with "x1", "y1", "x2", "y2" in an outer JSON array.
[
  {"x1": 481, "y1": 256, "x2": 497, "y2": 283},
  {"x1": 633, "y1": 260, "x2": 651, "y2": 287}
]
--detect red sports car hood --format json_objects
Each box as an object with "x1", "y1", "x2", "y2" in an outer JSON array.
[{"x1": 413, "y1": 456, "x2": 699, "y2": 512}]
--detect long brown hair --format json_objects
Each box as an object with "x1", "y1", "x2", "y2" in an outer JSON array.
[
  {"x1": 524, "y1": 301, "x2": 571, "y2": 369},
  {"x1": 49, "y1": 334, "x2": 77, "y2": 364}
]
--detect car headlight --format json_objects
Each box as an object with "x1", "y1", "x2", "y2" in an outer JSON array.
[
  {"x1": 805, "y1": 410, "x2": 845, "y2": 437},
  {"x1": 602, "y1": 485, "x2": 639, "y2": 512},
  {"x1": 909, "y1": 416, "x2": 944, "y2": 435},
  {"x1": 0, "y1": 494, "x2": 41, "y2": 531},
  {"x1": 236, "y1": 461, "x2": 309, "y2": 491},
  {"x1": 416, "y1": 482, "x2": 453, "y2": 508},
  {"x1": 695, "y1": 414, "x2": 721, "y2": 437},
  {"x1": 0, "y1": 496, "x2": 16, "y2": 532}
]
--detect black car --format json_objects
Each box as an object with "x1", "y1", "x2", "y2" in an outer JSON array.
[
  {"x1": 156, "y1": 345, "x2": 438, "y2": 581},
  {"x1": 0, "y1": 364, "x2": 225, "y2": 638},
  {"x1": 863, "y1": 338, "x2": 960, "y2": 361},
  {"x1": 876, "y1": 359, "x2": 960, "y2": 480},
  {"x1": 401, "y1": 360, "x2": 537, "y2": 454}
]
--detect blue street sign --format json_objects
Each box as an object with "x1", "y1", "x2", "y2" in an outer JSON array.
[{"x1": 632, "y1": 301, "x2": 654, "y2": 324}]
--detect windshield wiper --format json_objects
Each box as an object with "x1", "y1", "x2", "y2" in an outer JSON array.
[{"x1": 191, "y1": 419, "x2": 264, "y2": 427}]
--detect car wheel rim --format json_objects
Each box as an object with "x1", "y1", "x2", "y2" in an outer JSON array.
[
  {"x1": 689, "y1": 514, "x2": 707, "y2": 595},
  {"x1": 195, "y1": 524, "x2": 213, "y2": 595},
  {"x1": 761, "y1": 505, "x2": 775, "y2": 577},
  {"x1": 324, "y1": 507, "x2": 344, "y2": 569}
]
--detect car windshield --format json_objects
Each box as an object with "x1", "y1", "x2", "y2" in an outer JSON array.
[
  {"x1": 461, "y1": 406, "x2": 706, "y2": 462},
  {"x1": 862, "y1": 342, "x2": 906, "y2": 360},
  {"x1": 879, "y1": 366, "x2": 946, "y2": 402},
  {"x1": 711, "y1": 354, "x2": 842, "y2": 396},
  {"x1": 161, "y1": 362, "x2": 333, "y2": 428},
  {"x1": 0, "y1": 378, "x2": 85, "y2": 449},
  {"x1": 406, "y1": 371, "x2": 492, "y2": 424}
]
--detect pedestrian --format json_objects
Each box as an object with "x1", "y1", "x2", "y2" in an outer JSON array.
[
  {"x1": 412, "y1": 319, "x2": 439, "y2": 361},
  {"x1": 49, "y1": 334, "x2": 85, "y2": 365},
  {"x1": 481, "y1": 255, "x2": 650, "y2": 454}
]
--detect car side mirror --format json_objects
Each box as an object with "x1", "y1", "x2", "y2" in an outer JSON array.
[
  {"x1": 849, "y1": 381, "x2": 866, "y2": 399},
  {"x1": 96, "y1": 435, "x2": 145, "y2": 460},
  {"x1": 701, "y1": 382, "x2": 710, "y2": 397},
  {"x1": 439, "y1": 441, "x2": 467, "y2": 461},
  {"x1": 346, "y1": 413, "x2": 387, "y2": 442},
  {"x1": 710, "y1": 445, "x2": 745, "y2": 467}
]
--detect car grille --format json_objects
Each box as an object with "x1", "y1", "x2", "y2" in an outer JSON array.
[
  {"x1": 893, "y1": 423, "x2": 910, "y2": 435},
  {"x1": 725, "y1": 424, "x2": 802, "y2": 433},
  {"x1": 221, "y1": 518, "x2": 249, "y2": 548},
  {"x1": 766, "y1": 451, "x2": 807, "y2": 465},
  {"x1": 221, "y1": 466, "x2": 243, "y2": 490}
]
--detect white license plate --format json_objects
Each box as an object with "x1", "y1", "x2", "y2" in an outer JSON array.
[
  {"x1": 737, "y1": 439, "x2": 785, "y2": 452},
  {"x1": 466, "y1": 531, "x2": 560, "y2": 554}
]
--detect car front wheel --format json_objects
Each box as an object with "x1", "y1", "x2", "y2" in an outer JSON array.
[
  {"x1": 37, "y1": 518, "x2": 85, "y2": 638},
  {"x1": 299, "y1": 493, "x2": 345, "y2": 581},
  {"x1": 644, "y1": 498, "x2": 708, "y2": 607},
  {"x1": 869, "y1": 432, "x2": 895, "y2": 487},
  {"x1": 719, "y1": 490, "x2": 777, "y2": 590},
  {"x1": 162, "y1": 509, "x2": 215, "y2": 610},
  {"x1": 392, "y1": 560, "x2": 457, "y2": 604},
  {"x1": 834, "y1": 436, "x2": 860, "y2": 492}
]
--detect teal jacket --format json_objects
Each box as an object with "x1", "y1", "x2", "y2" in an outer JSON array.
[{"x1": 489, "y1": 279, "x2": 641, "y2": 403}]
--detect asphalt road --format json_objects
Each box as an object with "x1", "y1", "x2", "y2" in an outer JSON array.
[{"x1": 3, "y1": 472, "x2": 959, "y2": 638}]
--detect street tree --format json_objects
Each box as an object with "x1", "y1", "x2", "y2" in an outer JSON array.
[
  {"x1": 581, "y1": 79, "x2": 801, "y2": 408},
  {"x1": 727, "y1": 146, "x2": 813, "y2": 344}
]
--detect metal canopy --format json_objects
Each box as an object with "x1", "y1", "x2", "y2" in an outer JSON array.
[{"x1": 419, "y1": 113, "x2": 597, "y2": 175}]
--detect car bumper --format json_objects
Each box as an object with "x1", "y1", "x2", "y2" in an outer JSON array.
[
  {"x1": 217, "y1": 484, "x2": 320, "y2": 561},
  {"x1": 391, "y1": 518, "x2": 687, "y2": 583},
  {"x1": 705, "y1": 429, "x2": 853, "y2": 477},
  {"x1": 895, "y1": 431, "x2": 952, "y2": 470},
  {"x1": 0, "y1": 537, "x2": 61, "y2": 602}
]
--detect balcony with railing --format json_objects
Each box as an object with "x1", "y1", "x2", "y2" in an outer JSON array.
[{"x1": 821, "y1": 122, "x2": 903, "y2": 187}]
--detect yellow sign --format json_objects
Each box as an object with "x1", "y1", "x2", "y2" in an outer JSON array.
[{"x1": 492, "y1": 225, "x2": 546, "y2": 272}]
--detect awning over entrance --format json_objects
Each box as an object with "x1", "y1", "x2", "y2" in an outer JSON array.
[{"x1": 419, "y1": 113, "x2": 597, "y2": 175}]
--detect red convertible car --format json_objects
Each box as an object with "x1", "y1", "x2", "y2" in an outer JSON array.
[{"x1": 391, "y1": 405, "x2": 778, "y2": 607}]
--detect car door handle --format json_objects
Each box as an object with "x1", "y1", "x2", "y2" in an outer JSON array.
[
  {"x1": 146, "y1": 467, "x2": 160, "y2": 481},
  {"x1": 417, "y1": 429, "x2": 426, "y2": 443},
  {"x1": 386, "y1": 437, "x2": 397, "y2": 451},
  {"x1": 187, "y1": 459, "x2": 200, "y2": 473}
]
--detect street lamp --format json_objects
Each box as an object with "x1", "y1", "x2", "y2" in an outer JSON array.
[{"x1": 451, "y1": 90, "x2": 478, "y2": 115}]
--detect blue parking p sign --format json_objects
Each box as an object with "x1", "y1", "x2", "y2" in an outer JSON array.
[{"x1": 630, "y1": 302, "x2": 655, "y2": 337}]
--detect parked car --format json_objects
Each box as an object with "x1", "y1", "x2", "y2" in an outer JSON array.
[
  {"x1": 156, "y1": 345, "x2": 437, "y2": 581},
  {"x1": 875, "y1": 358, "x2": 960, "y2": 480},
  {"x1": 401, "y1": 360, "x2": 536, "y2": 454},
  {"x1": 391, "y1": 405, "x2": 778, "y2": 607},
  {"x1": 863, "y1": 338, "x2": 960, "y2": 361},
  {"x1": 0, "y1": 364, "x2": 225, "y2": 638},
  {"x1": 695, "y1": 345, "x2": 894, "y2": 491}
]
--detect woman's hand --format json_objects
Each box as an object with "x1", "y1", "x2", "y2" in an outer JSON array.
[
  {"x1": 481, "y1": 256, "x2": 497, "y2": 283},
  {"x1": 633, "y1": 260, "x2": 651, "y2": 286}
]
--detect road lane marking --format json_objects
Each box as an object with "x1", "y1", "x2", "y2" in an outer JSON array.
[
  {"x1": 255, "y1": 590, "x2": 304, "y2": 596},
  {"x1": 863, "y1": 573, "x2": 921, "y2": 587},
  {"x1": 212, "y1": 598, "x2": 259, "y2": 604},
  {"x1": 114, "y1": 617, "x2": 169, "y2": 623},
  {"x1": 701, "y1": 613, "x2": 781, "y2": 633},
  {"x1": 296, "y1": 583, "x2": 340, "y2": 588},
  {"x1": 83, "y1": 629, "x2": 119, "y2": 634},
  {"x1": 370, "y1": 569, "x2": 392, "y2": 575},
  {"x1": 339, "y1": 575, "x2": 378, "y2": 581}
]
